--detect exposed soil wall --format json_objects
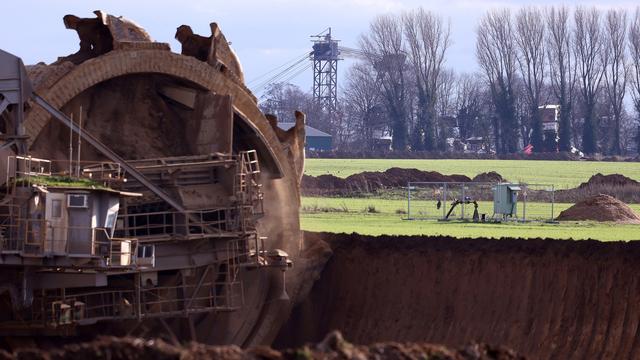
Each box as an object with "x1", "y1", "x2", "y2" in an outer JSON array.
[{"x1": 276, "y1": 231, "x2": 640, "y2": 359}]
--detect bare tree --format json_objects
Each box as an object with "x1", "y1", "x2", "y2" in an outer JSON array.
[
  {"x1": 435, "y1": 68, "x2": 456, "y2": 150},
  {"x1": 436, "y1": 68, "x2": 457, "y2": 117},
  {"x1": 619, "y1": 109, "x2": 636, "y2": 153},
  {"x1": 402, "y1": 8, "x2": 451, "y2": 151},
  {"x1": 454, "y1": 73, "x2": 484, "y2": 141},
  {"x1": 360, "y1": 14, "x2": 409, "y2": 151},
  {"x1": 342, "y1": 62, "x2": 384, "y2": 150},
  {"x1": 546, "y1": 6, "x2": 577, "y2": 152},
  {"x1": 260, "y1": 82, "x2": 312, "y2": 123},
  {"x1": 602, "y1": 9, "x2": 628, "y2": 155},
  {"x1": 515, "y1": 7, "x2": 546, "y2": 151},
  {"x1": 476, "y1": 9, "x2": 519, "y2": 153},
  {"x1": 630, "y1": 7, "x2": 640, "y2": 154},
  {"x1": 573, "y1": 6, "x2": 606, "y2": 154}
]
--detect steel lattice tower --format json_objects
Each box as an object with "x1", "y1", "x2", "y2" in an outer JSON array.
[{"x1": 311, "y1": 28, "x2": 341, "y2": 114}]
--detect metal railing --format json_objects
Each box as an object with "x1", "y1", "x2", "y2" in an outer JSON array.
[
  {"x1": 80, "y1": 162, "x2": 124, "y2": 183},
  {"x1": 92, "y1": 230, "x2": 137, "y2": 267},
  {"x1": 34, "y1": 278, "x2": 243, "y2": 326},
  {"x1": 6, "y1": 156, "x2": 51, "y2": 187},
  {"x1": 0, "y1": 207, "x2": 137, "y2": 266},
  {"x1": 227, "y1": 233, "x2": 264, "y2": 268},
  {"x1": 116, "y1": 207, "x2": 242, "y2": 241},
  {"x1": 121, "y1": 154, "x2": 236, "y2": 191},
  {"x1": 6, "y1": 156, "x2": 125, "y2": 186}
]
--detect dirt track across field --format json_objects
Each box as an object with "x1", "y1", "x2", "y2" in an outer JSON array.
[{"x1": 276, "y1": 231, "x2": 640, "y2": 359}]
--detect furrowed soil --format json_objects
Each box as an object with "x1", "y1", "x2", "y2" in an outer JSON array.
[
  {"x1": 276, "y1": 231, "x2": 640, "y2": 359},
  {"x1": 0, "y1": 332, "x2": 523, "y2": 360}
]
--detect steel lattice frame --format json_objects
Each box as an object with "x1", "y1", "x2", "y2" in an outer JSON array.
[{"x1": 312, "y1": 58, "x2": 338, "y2": 113}]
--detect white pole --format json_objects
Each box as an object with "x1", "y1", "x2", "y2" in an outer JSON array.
[
  {"x1": 69, "y1": 113, "x2": 74, "y2": 176},
  {"x1": 407, "y1": 182, "x2": 411, "y2": 220},
  {"x1": 77, "y1": 106, "x2": 82, "y2": 178}
]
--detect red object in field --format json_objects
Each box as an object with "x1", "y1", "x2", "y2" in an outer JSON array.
[{"x1": 523, "y1": 144, "x2": 533, "y2": 155}]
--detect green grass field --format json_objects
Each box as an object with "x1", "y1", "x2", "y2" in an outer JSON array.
[
  {"x1": 300, "y1": 158, "x2": 640, "y2": 240},
  {"x1": 301, "y1": 196, "x2": 640, "y2": 241},
  {"x1": 305, "y1": 158, "x2": 640, "y2": 189}
]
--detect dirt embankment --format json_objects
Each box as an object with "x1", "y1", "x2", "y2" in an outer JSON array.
[
  {"x1": 556, "y1": 194, "x2": 640, "y2": 223},
  {"x1": 301, "y1": 168, "x2": 503, "y2": 196},
  {"x1": 554, "y1": 173, "x2": 640, "y2": 203},
  {"x1": 0, "y1": 332, "x2": 522, "y2": 360},
  {"x1": 276, "y1": 231, "x2": 640, "y2": 359},
  {"x1": 303, "y1": 169, "x2": 640, "y2": 204}
]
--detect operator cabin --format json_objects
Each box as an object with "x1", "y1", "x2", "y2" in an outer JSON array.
[{"x1": 18, "y1": 184, "x2": 139, "y2": 259}]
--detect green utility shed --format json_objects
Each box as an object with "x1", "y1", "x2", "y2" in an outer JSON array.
[
  {"x1": 493, "y1": 183, "x2": 520, "y2": 217},
  {"x1": 277, "y1": 123, "x2": 333, "y2": 151}
]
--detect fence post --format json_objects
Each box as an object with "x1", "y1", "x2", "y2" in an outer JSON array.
[
  {"x1": 407, "y1": 182, "x2": 411, "y2": 220},
  {"x1": 461, "y1": 184, "x2": 465, "y2": 220},
  {"x1": 443, "y1": 183, "x2": 447, "y2": 220},
  {"x1": 522, "y1": 184, "x2": 527, "y2": 222},
  {"x1": 551, "y1": 185, "x2": 555, "y2": 221}
]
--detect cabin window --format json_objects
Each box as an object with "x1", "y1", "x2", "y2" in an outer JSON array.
[
  {"x1": 136, "y1": 244, "x2": 156, "y2": 268},
  {"x1": 138, "y1": 244, "x2": 155, "y2": 258},
  {"x1": 67, "y1": 194, "x2": 88, "y2": 208},
  {"x1": 52, "y1": 200, "x2": 62, "y2": 218},
  {"x1": 104, "y1": 212, "x2": 117, "y2": 237},
  {"x1": 105, "y1": 212, "x2": 117, "y2": 230}
]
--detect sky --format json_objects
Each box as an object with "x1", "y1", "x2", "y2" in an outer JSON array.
[{"x1": 1, "y1": 0, "x2": 638, "y2": 99}]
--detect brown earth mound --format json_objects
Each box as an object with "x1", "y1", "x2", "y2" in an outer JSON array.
[
  {"x1": 577, "y1": 173, "x2": 640, "y2": 189},
  {"x1": 301, "y1": 167, "x2": 472, "y2": 195},
  {"x1": 556, "y1": 194, "x2": 640, "y2": 223},
  {"x1": 472, "y1": 171, "x2": 505, "y2": 183},
  {"x1": 0, "y1": 332, "x2": 522, "y2": 360},
  {"x1": 276, "y1": 231, "x2": 640, "y2": 359},
  {"x1": 539, "y1": 173, "x2": 640, "y2": 204},
  {"x1": 304, "y1": 168, "x2": 640, "y2": 204}
]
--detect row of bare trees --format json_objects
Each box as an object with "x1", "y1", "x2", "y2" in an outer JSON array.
[
  {"x1": 345, "y1": 8, "x2": 454, "y2": 152},
  {"x1": 261, "y1": 6, "x2": 640, "y2": 155},
  {"x1": 475, "y1": 6, "x2": 640, "y2": 155}
]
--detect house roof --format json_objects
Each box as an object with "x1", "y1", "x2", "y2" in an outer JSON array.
[{"x1": 277, "y1": 123, "x2": 332, "y2": 137}]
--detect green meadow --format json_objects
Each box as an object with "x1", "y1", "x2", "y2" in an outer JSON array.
[{"x1": 301, "y1": 159, "x2": 640, "y2": 240}]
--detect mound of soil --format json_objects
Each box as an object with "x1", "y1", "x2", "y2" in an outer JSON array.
[
  {"x1": 472, "y1": 171, "x2": 505, "y2": 183},
  {"x1": 303, "y1": 168, "x2": 640, "y2": 203},
  {"x1": 552, "y1": 173, "x2": 640, "y2": 204},
  {"x1": 301, "y1": 167, "x2": 473, "y2": 195},
  {"x1": 556, "y1": 194, "x2": 640, "y2": 223},
  {"x1": 277, "y1": 231, "x2": 640, "y2": 359},
  {"x1": 0, "y1": 332, "x2": 522, "y2": 360},
  {"x1": 577, "y1": 173, "x2": 640, "y2": 189}
]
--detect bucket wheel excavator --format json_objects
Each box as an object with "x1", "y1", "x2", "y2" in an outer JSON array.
[{"x1": 0, "y1": 11, "x2": 306, "y2": 347}]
